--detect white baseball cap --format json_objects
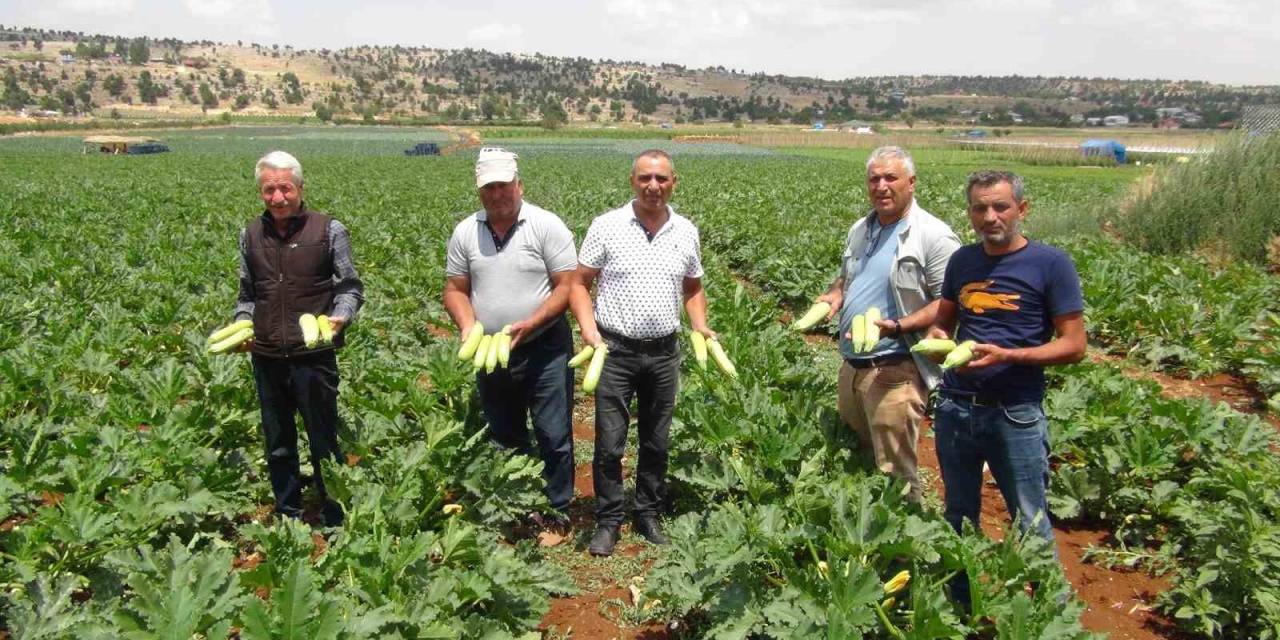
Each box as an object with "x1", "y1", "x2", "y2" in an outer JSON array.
[{"x1": 475, "y1": 147, "x2": 519, "y2": 188}]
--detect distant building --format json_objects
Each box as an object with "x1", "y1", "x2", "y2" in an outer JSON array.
[
  {"x1": 1103, "y1": 115, "x2": 1130, "y2": 127},
  {"x1": 1086, "y1": 117, "x2": 1103, "y2": 126},
  {"x1": 59, "y1": 53, "x2": 75, "y2": 64},
  {"x1": 1069, "y1": 114, "x2": 1085, "y2": 124},
  {"x1": 1155, "y1": 107, "x2": 1202, "y2": 126}
]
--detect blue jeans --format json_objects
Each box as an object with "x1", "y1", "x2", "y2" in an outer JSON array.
[
  {"x1": 934, "y1": 394, "x2": 1055, "y2": 606},
  {"x1": 476, "y1": 317, "x2": 575, "y2": 514}
]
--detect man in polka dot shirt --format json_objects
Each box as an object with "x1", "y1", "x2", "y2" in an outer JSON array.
[{"x1": 570, "y1": 149, "x2": 715, "y2": 557}]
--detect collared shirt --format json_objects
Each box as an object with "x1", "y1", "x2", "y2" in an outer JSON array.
[
  {"x1": 579, "y1": 201, "x2": 704, "y2": 339},
  {"x1": 445, "y1": 200, "x2": 577, "y2": 338},
  {"x1": 838, "y1": 215, "x2": 907, "y2": 360},
  {"x1": 235, "y1": 207, "x2": 364, "y2": 323},
  {"x1": 837, "y1": 199, "x2": 961, "y2": 388}
]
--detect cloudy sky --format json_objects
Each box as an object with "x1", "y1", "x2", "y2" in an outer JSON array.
[{"x1": 4, "y1": 0, "x2": 1277, "y2": 85}]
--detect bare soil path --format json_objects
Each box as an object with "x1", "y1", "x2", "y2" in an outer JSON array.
[{"x1": 539, "y1": 396, "x2": 671, "y2": 639}]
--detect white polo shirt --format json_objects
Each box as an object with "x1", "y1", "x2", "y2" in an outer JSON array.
[{"x1": 579, "y1": 201, "x2": 704, "y2": 339}]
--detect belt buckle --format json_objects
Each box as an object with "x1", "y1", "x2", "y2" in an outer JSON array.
[{"x1": 971, "y1": 395, "x2": 996, "y2": 408}]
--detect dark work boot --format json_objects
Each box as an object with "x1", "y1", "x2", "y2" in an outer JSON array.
[
  {"x1": 588, "y1": 524, "x2": 620, "y2": 557},
  {"x1": 633, "y1": 515, "x2": 669, "y2": 545}
]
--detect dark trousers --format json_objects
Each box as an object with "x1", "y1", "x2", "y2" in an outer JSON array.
[
  {"x1": 476, "y1": 318, "x2": 575, "y2": 513},
  {"x1": 593, "y1": 331, "x2": 680, "y2": 526},
  {"x1": 251, "y1": 350, "x2": 344, "y2": 525}
]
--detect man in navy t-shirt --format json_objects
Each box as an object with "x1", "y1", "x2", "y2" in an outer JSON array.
[{"x1": 926, "y1": 170, "x2": 1086, "y2": 607}]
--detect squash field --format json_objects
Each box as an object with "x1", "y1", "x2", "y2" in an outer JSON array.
[{"x1": 0, "y1": 128, "x2": 1277, "y2": 639}]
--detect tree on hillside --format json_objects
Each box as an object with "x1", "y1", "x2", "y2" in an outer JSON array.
[
  {"x1": 103, "y1": 73, "x2": 125, "y2": 98},
  {"x1": 128, "y1": 38, "x2": 149, "y2": 65},
  {"x1": 199, "y1": 82, "x2": 217, "y2": 110},
  {"x1": 540, "y1": 99, "x2": 568, "y2": 129},
  {"x1": 136, "y1": 71, "x2": 159, "y2": 104},
  {"x1": 2, "y1": 68, "x2": 31, "y2": 110},
  {"x1": 75, "y1": 81, "x2": 92, "y2": 110},
  {"x1": 282, "y1": 72, "x2": 303, "y2": 104}
]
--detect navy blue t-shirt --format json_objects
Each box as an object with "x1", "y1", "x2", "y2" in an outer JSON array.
[{"x1": 940, "y1": 240, "x2": 1083, "y2": 403}]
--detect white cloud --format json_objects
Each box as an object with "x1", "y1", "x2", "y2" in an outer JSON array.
[
  {"x1": 182, "y1": 0, "x2": 276, "y2": 39},
  {"x1": 467, "y1": 22, "x2": 525, "y2": 43},
  {"x1": 604, "y1": 0, "x2": 925, "y2": 41},
  {"x1": 56, "y1": 0, "x2": 137, "y2": 13}
]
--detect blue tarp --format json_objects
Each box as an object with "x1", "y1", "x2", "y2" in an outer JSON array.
[{"x1": 1081, "y1": 139, "x2": 1126, "y2": 164}]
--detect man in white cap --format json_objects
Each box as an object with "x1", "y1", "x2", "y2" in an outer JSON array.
[{"x1": 443, "y1": 147, "x2": 579, "y2": 537}]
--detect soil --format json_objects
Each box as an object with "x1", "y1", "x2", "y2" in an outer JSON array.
[
  {"x1": 424, "y1": 320, "x2": 454, "y2": 339},
  {"x1": 540, "y1": 403, "x2": 671, "y2": 639},
  {"x1": 1087, "y1": 350, "x2": 1280, "y2": 432}
]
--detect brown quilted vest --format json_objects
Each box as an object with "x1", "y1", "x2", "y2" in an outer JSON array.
[{"x1": 244, "y1": 209, "x2": 345, "y2": 358}]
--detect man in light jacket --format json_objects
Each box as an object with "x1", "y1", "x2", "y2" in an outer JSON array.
[{"x1": 813, "y1": 146, "x2": 961, "y2": 502}]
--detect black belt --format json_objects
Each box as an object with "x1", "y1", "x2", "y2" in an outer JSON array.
[
  {"x1": 600, "y1": 328, "x2": 677, "y2": 353},
  {"x1": 845, "y1": 352, "x2": 911, "y2": 369},
  {"x1": 941, "y1": 391, "x2": 1003, "y2": 408}
]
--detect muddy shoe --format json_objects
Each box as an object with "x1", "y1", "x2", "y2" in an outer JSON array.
[
  {"x1": 633, "y1": 515, "x2": 668, "y2": 545},
  {"x1": 588, "y1": 525, "x2": 620, "y2": 557}
]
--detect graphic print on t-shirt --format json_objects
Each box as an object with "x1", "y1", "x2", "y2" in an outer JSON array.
[{"x1": 958, "y1": 280, "x2": 1021, "y2": 315}]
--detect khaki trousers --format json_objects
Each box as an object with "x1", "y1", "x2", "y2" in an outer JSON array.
[{"x1": 836, "y1": 358, "x2": 927, "y2": 502}]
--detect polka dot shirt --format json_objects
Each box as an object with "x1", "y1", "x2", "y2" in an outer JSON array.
[{"x1": 579, "y1": 201, "x2": 704, "y2": 339}]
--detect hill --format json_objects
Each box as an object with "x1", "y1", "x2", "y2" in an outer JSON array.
[{"x1": 2, "y1": 24, "x2": 1278, "y2": 128}]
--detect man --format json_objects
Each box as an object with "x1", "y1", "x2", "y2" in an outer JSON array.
[
  {"x1": 444, "y1": 147, "x2": 578, "y2": 535},
  {"x1": 570, "y1": 149, "x2": 715, "y2": 557},
  {"x1": 235, "y1": 150, "x2": 364, "y2": 527},
  {"x1": 926, "y1": 170, "x2": 1086, "y2": 606},
  {"x1": 812, "y1": 146, "x2": 960, "y2": 503}
]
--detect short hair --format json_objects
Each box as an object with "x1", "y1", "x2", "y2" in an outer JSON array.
[
  {"x1": 865, "y1": 146, "x2": 915, "y2": 177},
  {"x1": 632, "y1": 148, "x2": 674, "y2": 174},
  {"x1": 965, "y1": 170, "x2": 1025, "y2": 204},
  {"x1": 255, "y1": 150, "x2": 303, "y2": 186}
]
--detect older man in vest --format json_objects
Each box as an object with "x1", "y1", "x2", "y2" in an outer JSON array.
[{"x1": 233, "y1": 150, "x2": 365, "y2": 527}]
